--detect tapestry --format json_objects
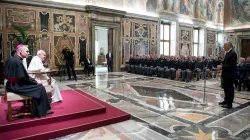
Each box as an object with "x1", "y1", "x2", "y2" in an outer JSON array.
[{"x1": 53, "y1": 13, "x2": 75, "y2": 33}]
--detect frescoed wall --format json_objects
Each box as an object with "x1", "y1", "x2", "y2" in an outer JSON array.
[
  {"x1": 230, "y1": 0, "x2": 250, "y2": 25},
  {"x1": 180, "y1": 0, "x2": 191, "y2": 16},
  {"x1": 42, "y1": 0, "x2": 222, "y2": 24},
  {"x1": 194, "y1": 0, "x2": 206, "y2": 19}
]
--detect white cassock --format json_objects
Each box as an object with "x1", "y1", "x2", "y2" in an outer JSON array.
[{"x1": 28, "y1": 56, "x2": 62, "y2": 103}]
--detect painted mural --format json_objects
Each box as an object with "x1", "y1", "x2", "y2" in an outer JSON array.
[
  {"x1": 207, "y1": 0, "x2": 215, "y2": 21},
  {"x1": 146, "y1": 0, "x2": 157, "y2": 14},
  {"x1": 217, "y1": 2, "x2": 224, "y2": 24},
  {"x1": 180, "y1": 0, "x2": 191, "y2": 15},
  {"x1": 53, "y1": 14, "x2": 75, "y2": 33},
  {"x1": 6, "y1": 8, "x2": 36, "y2": 30},
  {"x1": 230, "y1": 0, "x2": 250, "y2": 25},
  {"x1": 44, "y1": 0, "x2": 222, "y2": 25},
  {"x1": 194, "y1": 0, "x2": 207, "y2": 19}
]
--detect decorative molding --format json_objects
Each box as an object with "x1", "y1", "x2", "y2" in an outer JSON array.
[
  {"x1": 125, "y1": 12, "x2": 159, "y2": 22},
  {"x1": 85, "y1": 5, "x2": 126, "y2": 16},
  {"x1": 1, "y1": 0, "x2": 87, "y2": 12},
  {"x1": 158, "y1": 11, "x2": 178, "y2": 21}
]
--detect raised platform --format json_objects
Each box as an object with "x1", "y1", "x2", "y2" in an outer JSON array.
[{"x1": 0, "y1": 90, "x2": 130, "y2": 139}]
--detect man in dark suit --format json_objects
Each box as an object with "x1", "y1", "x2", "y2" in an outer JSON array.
[
  {"x1": 84, "y1": 55, "x2": 95, "y2": 76},
  {"x1": 106, "y1": 49, "x2": 113, "y2": 72},
  {"x1": 219, "y1": 42, "x2": 237, "y2": 109},
  {"x1": 63, "y1": 47, "x2": 77, "y2": 81}
]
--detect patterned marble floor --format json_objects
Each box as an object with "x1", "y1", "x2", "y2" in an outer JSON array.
[{"x1": 3, "y1": 72, "x2": 250, "y2": 140}]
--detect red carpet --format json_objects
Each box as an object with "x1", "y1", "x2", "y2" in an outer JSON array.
[{"x1": 0, "y1": 90, "x2": 130, "y2": 140}]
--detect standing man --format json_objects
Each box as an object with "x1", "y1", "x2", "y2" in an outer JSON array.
[
  {"x1": 106, "y1": 49, "x2": 113, "y2": 72},
  {"x1": 28, "y1": 50, "x2": 63, "y2": 103},
  {"x1": 62, "y1": 47, "x2": 77, "y2": 81},
  {"x1": 219, "y1": 42, "x2": 237, "y2": 109},
  {"x1": 5, "y1": 44, "x2": 53, "y2": 117}
]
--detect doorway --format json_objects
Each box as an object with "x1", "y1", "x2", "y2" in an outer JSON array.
[
  {"x1": 94, "y1": 26, "x2": 113, "y2": 73},
  {"x1": 241, "y1": 39, "x2": 250, "y2": 59}
]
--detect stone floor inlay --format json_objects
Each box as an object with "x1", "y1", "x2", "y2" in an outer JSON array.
[{"x1": 52, "y1": 72, "x2": 250, "y2": 139}]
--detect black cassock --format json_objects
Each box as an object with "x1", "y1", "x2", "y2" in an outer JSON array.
[{"x1": 5, "y1": 56, "x2": 51, "y2": 118}]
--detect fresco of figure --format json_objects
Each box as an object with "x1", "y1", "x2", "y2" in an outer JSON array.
[
  {"x1": 207, "y1": 0, "x2": 214, "y2": 21},
  {"x1": 180, "y1": 0, "x2": 190, "y2": 15},
  {"x1": 218, "y1": 2, "x2": 224, "y2": 24}
]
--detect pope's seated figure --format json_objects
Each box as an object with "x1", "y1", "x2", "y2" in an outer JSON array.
[{"x1": 28, "y1": 50, "x2": 62, "y2": 103}]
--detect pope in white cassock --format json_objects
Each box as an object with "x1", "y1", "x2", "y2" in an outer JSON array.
[{"x1": 28, "y1": 50, "x2": 62, "y2": 103}]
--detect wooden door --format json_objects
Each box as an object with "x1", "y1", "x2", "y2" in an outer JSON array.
[{"x1": 241, "y1": 39, "x2": 250, "y2": 59}]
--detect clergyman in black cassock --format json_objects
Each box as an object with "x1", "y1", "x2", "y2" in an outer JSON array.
[{"x1": 5, "y1": 45, "x2": 52, "y2": 118}]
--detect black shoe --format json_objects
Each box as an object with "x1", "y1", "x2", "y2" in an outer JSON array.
[
  {"x1": 221, "y1": 104, "x2": 232, "y2": 109},
  {"x1": 218, "y1": 101, "x2": 227, "y2": 105},
  {"x1": 46, "y1": 110, "x2": 54, "y2": 115}
]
